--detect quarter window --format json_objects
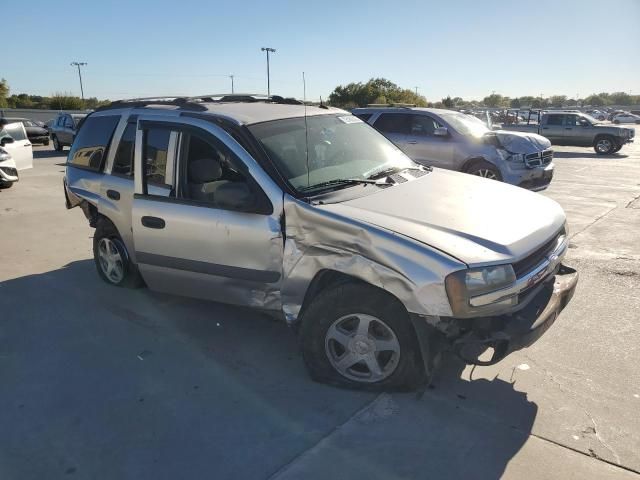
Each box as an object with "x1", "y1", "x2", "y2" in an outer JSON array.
[
  {"x1": 143, "y1": 129, "x2": 171, "y2": 187},
  {"x1": 67, "y1": 115, "x2": 120, "y2": 171}
]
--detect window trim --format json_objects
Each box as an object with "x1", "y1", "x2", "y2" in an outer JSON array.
[{"x1": 136, "y1": 119, "x2": 273, "y2": 216}]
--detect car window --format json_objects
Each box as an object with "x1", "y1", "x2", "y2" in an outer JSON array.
[
  {"x1": 2, "y1": 123, "x2": 27, "y2": 141},
  {"x1": 373, "y1": 113, "x2": 411, "y2": 134},
  {"x1": 180, "y1": 132, "x2": 251, "y2": 209},
  {"x1": 111, "y1": 123, "x2": 136, "y2": 176},
  {"x1": 64, "y1": 116, "x2": 74, "y2": 128},
  {"x1": 410, "y1": 115, "x2": 440, "y2": 136},
  {"x1": 546, "y1": 115, "x2": 564, "y2": 126},
  {"x1": 354, "y1": 113, "x2": 372, "y2": 122},
  {"x1": 57, "y1": 116, "x2": 65, "y2": 127},
  {"x1": 67, "y1": 115, "x2": 120, "y2": 171},
  {"x1": 143, "y1": 128, "x2": 171, "y2": 187}
]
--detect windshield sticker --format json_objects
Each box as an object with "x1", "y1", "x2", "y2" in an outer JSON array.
[{"x1": 338, "y1": 115, "x2": 363, "y2": 124}]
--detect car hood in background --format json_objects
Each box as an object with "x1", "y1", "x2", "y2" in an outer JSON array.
[
  {"x1": 25, "y1": 126, "x2": 48, "y2": 136},
  {"x1": 492, "y1": 130, "x2": 551, "y2": 154},
  {"x1": 321, "y1": 168, "x2": 565, "y2": 267}
]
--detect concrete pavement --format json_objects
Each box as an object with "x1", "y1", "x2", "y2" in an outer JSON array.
[{"x1": 1, "y1": 130, "x2": 638, "y2": 479}]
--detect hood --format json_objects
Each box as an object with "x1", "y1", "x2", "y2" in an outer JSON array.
[
  {"x1": 321, "y1": 168, "x2": 565, "y2": 267},
  {"x1": 492, "y1": 130, "x2": 551, "y2": 154},
  {"x1": 25, "y1": 126, "x2": 48, "y2": 135}
]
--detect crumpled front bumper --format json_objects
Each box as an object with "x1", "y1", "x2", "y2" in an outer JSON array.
[{"x1": 452, "y1": 264, "x2": 578, "y2": 365}]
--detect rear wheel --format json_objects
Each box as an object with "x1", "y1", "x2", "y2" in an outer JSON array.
[
  {"x1": 465, "y1": 159, "x2": 503, "y2": 181},
  {"x1": 594, "y1": 136, "x2": 616, "y2": 155},
  {"x1": 52, "y1": 136, "x2": 63, "y2": 152},
  {"x1": 93, "y1": 218, "x2": 144, "y2": 288},
  {"x1": 612, "y1": 143, "x2": 623, "y2": 153},
  {"x1": 300, "y1": 282, "x2": 426, "y2": 391},
  {"x1": 0, "y1": 181, "x2": 13, "y2": 189}
]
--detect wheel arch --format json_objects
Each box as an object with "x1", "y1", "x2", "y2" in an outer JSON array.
[{"x1": 461, "y1": 156, "x2": 491, "y2": 173}]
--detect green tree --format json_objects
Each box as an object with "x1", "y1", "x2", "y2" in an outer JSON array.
[
  {"x1": 482, "y1": 93, "x2": 509, "y2": 108},
  {"x1": 584, "y1": 94, "x2": 605, "y2": 107},
  {"x1": 549, "y1": 95, "x2": 567, "y2": 107},
  {"x1": 442, "y1": 96, "x2": 455, "y2": 108},
  {"x1": 0, "y1": 78, "x2": 9, "y2": 108},
  {"x1": 50, "y1": 92, "x2": 85, "y2": 110},
  {"x1": 328, "y1": 78, "x2": 427, "y2": 108},
  {"x1": 608, "y1": 91, "x2": 632, "y2": 106},
  {"x1": 510, "y1": 98, "x2": 521, "y2": 108}
]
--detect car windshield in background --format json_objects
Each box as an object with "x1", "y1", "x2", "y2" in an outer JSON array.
[
  {"x1": 249, "y1": 114, "x2": 415, "y2": 193},
  {"x1": 72, "y1": 115, "x2": 86, "y2": 126},
  {"x1": 439, "y1": 111, "x2": 490, "y2": 137}
]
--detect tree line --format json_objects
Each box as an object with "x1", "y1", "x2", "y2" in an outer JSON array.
[
  {"x1": 0, "y1": 78, "x2": 109, "y2": 110},
  {"x1": 328, "y1": 78, "x2": 638, "y2": 109}
]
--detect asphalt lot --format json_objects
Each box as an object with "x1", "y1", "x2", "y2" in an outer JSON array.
[{"x1": 1, "y1": 131, "x2": 639, "y2": 479}]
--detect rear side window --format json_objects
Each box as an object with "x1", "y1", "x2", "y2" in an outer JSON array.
[
  {"x1": 143, "y1": 129, "x2": 171, "y2": 187},
  {"x1": 112, "y1": 123, "x2": 136, "y2": 176},
  {"x1": 546, "y1": 115, "x2": 564, "y2": 126},
  {"x1": 354, "y1": 113, "x2": 372, "y2": 122},
  {"x1": 373, "y1": 113, "x2": 410, "y2": 134},
  {"x1": 68, "y1": 115, "x2": 120, "y2": 171}
]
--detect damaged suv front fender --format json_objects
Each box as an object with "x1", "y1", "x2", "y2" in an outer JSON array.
[{"x1": 280, "y1": 196, "x2": 465, "y2": 323}]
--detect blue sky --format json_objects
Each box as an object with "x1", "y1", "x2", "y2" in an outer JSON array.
[{"x1": 4, "y1": 0, "x2": 639, "y2": 102}]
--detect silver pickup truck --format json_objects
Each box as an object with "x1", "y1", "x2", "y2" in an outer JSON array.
[
  {"x1": 64, "y1": 96, "x2": 578, "y2": 391},
  {"x1": 502, "y1": 111, "x2": 635, "y2": 155}
]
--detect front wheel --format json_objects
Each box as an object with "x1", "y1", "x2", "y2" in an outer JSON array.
[
  {"x1": 300, "y1": 282, "x2": 426, "y2": 391},
  {"x1": 93, "y1": 218, "x2": 144, "y2": 288},
  {"x1": 465, "y1": 160, "x2": 503, "y2": 181},
  {"x1": 52, "y1": 136, "x2": 63, "y2": 152},
  {"x1": 594, "y1": 136, "x2": 616, "y2": 155},
  {"x1": 613, "y1": 120, "x2": 620, "y2": 124},
  {"x1": 0, "y1": 181, "x2": 13, "y2": 189}
]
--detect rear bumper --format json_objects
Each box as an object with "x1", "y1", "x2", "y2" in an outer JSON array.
[{"x1": 452, "y1": 264, "x2": 578, "y2": 365}]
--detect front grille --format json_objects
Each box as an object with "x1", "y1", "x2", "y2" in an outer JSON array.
[
  {"x1": 524, "y1": 149, "x2": 553, "y2": 168},
  {"x1": 389, "y1": 173, "x2": 408, "y2": 183},
  {"x1": 0, "y1": 166, "x2": 18, "y2": 177},
  {"x1": 407, "y1": 168, "x2": 428, "y2": 178},
  {"x1": 513, "y1": 230, "x2": 563, "y2": 278}
]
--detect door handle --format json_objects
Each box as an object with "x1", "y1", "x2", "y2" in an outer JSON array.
[
  {"x1": 106, "y1": 189, "x2": 120, "y2": 200},
  {"x1": 141, "y1": 216, "x2": 165, "y2": 229},
  {"x1": 25, "y1": 143, "x2": 31, "y2": 147},
  {"x1": 407, "y1": 140, "x2": 417, "y2": 144},
  {"x1": 542, "y1": 127, "x2": 549, "y2": 130}
]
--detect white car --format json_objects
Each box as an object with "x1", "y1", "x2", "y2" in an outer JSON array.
[
  {"x1": 0, "y1": 120, "x2": 34, "y2": 188},
  {"x1": 612, "y1": 113, "x2": 640, "y2": 124}
]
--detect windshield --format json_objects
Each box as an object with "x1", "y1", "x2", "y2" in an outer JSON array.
[
  {"x1": 72, "y1": 115, "x2": 86, "y2": 126},
  {"x1": 249, "y1": 114, "x2": 416, "y2": 193},
  {"x1": 439, "y1": 111, "x2": 490, "y2": 137},
  {"x1": 581, "y1": 113, "x2": 599, "y2": 123}
]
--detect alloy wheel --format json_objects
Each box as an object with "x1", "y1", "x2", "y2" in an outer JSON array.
[
  {"x1": 596, "y1": 139, "x2": 612, "y2": 153},
  {"x1": 98, "y1": 237, "x2": 124, "y2": 284},
  {"x1": 325, "y1": 313, "x2": 400, "y2": 383},
  {"x1": 474, "y1": 168, "x2": 498, "y2": 179}
]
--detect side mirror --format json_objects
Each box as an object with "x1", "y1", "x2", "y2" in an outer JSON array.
[
  {"x1": 215, "y1": 182, "x2": 255, "y2": 211},
  {"x1": 434, "y1": 127, "x2": 449, "y2": 137},
  {"x1": 0, "y1": 136, "x2": 15, "y2": 146}
]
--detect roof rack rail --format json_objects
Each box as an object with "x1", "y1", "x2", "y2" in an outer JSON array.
[
  {"x1": 366, "y1": 103, "x2": 416, "y2": 108},
  {"x1": 94, "y1": 93, "x2": 305, "y2": 113}
]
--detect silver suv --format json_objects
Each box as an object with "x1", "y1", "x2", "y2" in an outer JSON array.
[
  {"x1": 64, "y1": 95, "x2": 577, "y2": 390},
  {"x1": 353, "y1": 107, "x2": 554, "y2": 191}
]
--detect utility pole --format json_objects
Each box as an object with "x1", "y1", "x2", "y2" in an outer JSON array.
[
  {"x1": 229, "y1": 75, "x2": 235, "y2": 94},
  {"x1": 414, "y1": 86, "x2": 419, "y2": 96},
  {"x1": 261, "y1": 47, "x2": 276, "y2": 97},
  {"x1": 70, "y1": 62, "x2": 87, "y2": 101}
]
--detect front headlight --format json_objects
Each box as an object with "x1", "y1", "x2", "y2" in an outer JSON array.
[
  {"x1": 0, "y1": 148, "x2": 10, "y2": 162},
  {"x1": 445, "y1": 264, "x2": 517, "y2": 317}
]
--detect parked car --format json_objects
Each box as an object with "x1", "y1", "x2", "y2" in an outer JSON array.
[
  {"x1": 64, "y1": 95, "x2": 578, "y2": 390},
  {"x1": 585, "y1": 110, "x2": 606, "y2": 121},
  {"x1": 0, "y1": 117, "x2": 49, "y2": 145},
  {"x1": 612, "y1": 112, "x2": 640, "y2": 124},
  {"x1": 0, "y1": 120, "x2": 34, "y2": 187},
  {"x1": 352, "y1": 107, "x2": 554, "y2": 191},
  {"x1": 501, "y1": 111, "x2": 635, "y2": 154},
  {"x1": 49, "y1": 113, "x2": 87, "y2": 151}
]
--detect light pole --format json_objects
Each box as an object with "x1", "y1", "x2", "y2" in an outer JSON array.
[
  {"x1": 414, "y1": 86, "x2": 419, "y2": 96},
  {"x1": 70, "y1": 62, "x2": 87, "y2": 101},
  {"x1": 229, "y1": 75, "x2": 235, "y2": 94},
  {"x1": 261, "y1": 47, "x2": 276, "y2": 97}
]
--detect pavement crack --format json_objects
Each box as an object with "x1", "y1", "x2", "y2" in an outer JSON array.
[{"x1": 584, "y1": 409, "x2": 622, "y2": 466}]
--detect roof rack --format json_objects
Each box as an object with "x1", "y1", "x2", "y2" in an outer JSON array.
[
  {"x1": 95, "y1": 93, "x2": 304, "y2": 113},
  {"x1": 366, "y1": 103, "x2": 416, "y2": 108}
]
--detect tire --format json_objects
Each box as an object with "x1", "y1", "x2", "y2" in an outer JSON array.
[
  {"x1": 300, "y1": 282, "x2": 426, "y2": 391},
  {"x1": 52, "y1": 136, "x2": 63, "y2": 152},
  {"x1": 465, "y1": 159, "x2": 503, "y2": 181},
  {"x1": 613, "y1": 120, "x2": 620, "y2": 124},
  {"x1": 43, "y1": 139, "x2": 50, "y2": 146},
  {"x1": 594, "y1": 136, "x2": 616, "y2": 155},
  {"x1": 0, "y1": 181, "x2": 13, "y2": 189},
  {"x1": 612, "y1": 143, "x2": 623, "y2": 153},
  {"x1": 93, "y1": 218, "x2": 144, "y2": 288}
]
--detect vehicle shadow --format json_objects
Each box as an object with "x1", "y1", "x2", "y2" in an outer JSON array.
[
  {"x1": 554, "y1": 150, "x2": 629, "y2": 160},
  {"x1": 32, "y1": 148, "x2": 65, "y2": 159},
  {"x1": 0, "y1": 260, "x2": 536, "y2": 480}
]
